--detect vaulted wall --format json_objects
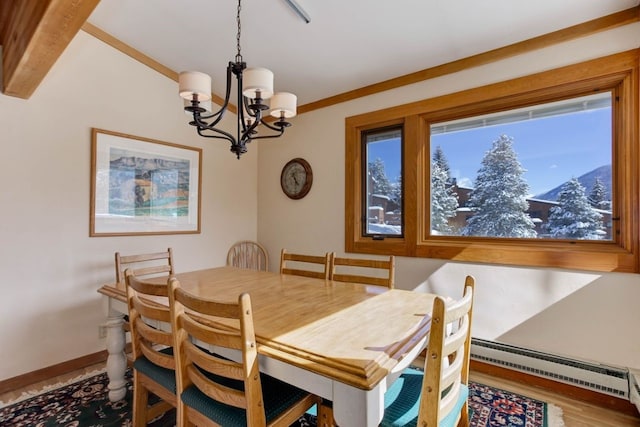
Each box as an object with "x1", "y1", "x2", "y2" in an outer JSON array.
[{"x1": 0, "y1": 30, "x2": 258, "y2": 380}]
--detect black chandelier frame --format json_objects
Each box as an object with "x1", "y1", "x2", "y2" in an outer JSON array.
[{"x1": 183, "y1": 0, "x2": 293, "y2": 159}]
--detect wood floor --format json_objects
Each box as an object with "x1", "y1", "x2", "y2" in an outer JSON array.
[{"x1": 1, "y1": 363, "x2": 639, "y2": 426}]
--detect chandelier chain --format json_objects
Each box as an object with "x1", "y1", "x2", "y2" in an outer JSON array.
[{"x1": 235, "y1": 0, "x2": 242, "y2": 63}]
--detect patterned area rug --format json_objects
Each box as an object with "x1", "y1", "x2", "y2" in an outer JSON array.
[{"x1": 0, "y1": 370, "x2": 563, "y2": 426}]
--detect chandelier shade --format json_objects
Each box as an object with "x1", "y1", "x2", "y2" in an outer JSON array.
[
  {"x1": 242, "y1": 68, "x2": 274, "y2": 99},
  {"x1": 178, "y1": 71, "x2": 212, "y2": 102},
  {"x1": 270, "y1": 92, "x2": 297, "y2": 118},
  {"x1": 178, "y1": 0, "x2": 296, "y2": 159}
]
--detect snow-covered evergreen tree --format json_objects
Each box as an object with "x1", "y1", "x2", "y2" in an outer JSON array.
[
  {"x1": 462, "y1": 134, "x2": 536, "y2": 238},
  {"x1": 588, "y1": 176, "x2": 611, "y2": 211},
  {"x1": 431, "y1": 159, "x2": 458, "y2": 234},
  {"x1": 432, "y1": 146, "x2": 451, "y2": 183},
  {"x1": 390, "y1": 173, "x2": 402, "y2": 208},
  {"x1": 368, "y1": 158, "x2": 392, "y2": 196},
  {"x1": 545, "y1": 177, "x2": 604, "y2": 239}
]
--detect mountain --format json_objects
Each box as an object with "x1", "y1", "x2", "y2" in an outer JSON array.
[{"x1": 533, "y1": 164, "x2": 611, "y2": 201}]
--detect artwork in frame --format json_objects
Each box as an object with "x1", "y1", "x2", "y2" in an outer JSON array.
[{"x1": 90, "y1": 128, "x2": 202, "y2": 236}]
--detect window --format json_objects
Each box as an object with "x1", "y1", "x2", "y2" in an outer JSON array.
[
  {"x1": 345, "y1": 50, "x2": 639, "y2": 272},
  {"x1": 363, "y1": 127, "x2": 403, "y2": 237},
  {"x1": 429, "y1": 92, "x2": 613, "y2": 241}
]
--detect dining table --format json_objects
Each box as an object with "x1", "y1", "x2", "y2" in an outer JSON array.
[{"x1": 97, "y1": 266, "x2": 437, "y2": 427}]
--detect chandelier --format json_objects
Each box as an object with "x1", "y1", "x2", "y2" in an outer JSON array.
[{"x1": 178, "y1": 0, "x2": 297, "y2": 159}]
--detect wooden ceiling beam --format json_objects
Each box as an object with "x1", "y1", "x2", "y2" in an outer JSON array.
[{"x1": 1, "y1": 0, "x2": 100, "y2": 99}]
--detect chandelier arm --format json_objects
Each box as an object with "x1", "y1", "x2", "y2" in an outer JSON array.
[
  {"x1": 237, "y1": 69, "x2": 245, "y2": 139},
  {"x1": 239, "y1": 96, "x2": 253, "y2": 133},
  {"x1": 259, "y1": 119, "x2": 288, "y2": 133},
  {"x1": 242, "y1": 96, "x2": 259, "y2": 118},
  {"x1": 243, "y1": 104, "x2": 263, "y2": 135},
  {"x1": 196, "y1": 124, "x2": 235, "y2": 144},
  {"x1": 197, "y1": 62, "x2": 237, "y2": 129},
  {"x1": 190, "y1": 111, "x2": 217, "y2": 129},
  {"x1": 243, "y1": 131, "x2": 284, "y2": 141},
  {"x1": 244, "y1": 122, "x2": 285, "y2": 140}
]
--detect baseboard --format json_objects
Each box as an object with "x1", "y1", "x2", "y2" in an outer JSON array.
[
  {"x1": 471, "y1": 359, "x2": 640, "y2": 418},
  {"x1": 0, "y1": 344, "x2": 131, "y2": 395}
]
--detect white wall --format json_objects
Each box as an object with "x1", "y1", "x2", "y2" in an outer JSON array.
[
  {"x1": 258, "y1": 24, "x2": 640, "y2": 370},
  {"x1": 0, "y1": 30, "x2": 258, "y2": 380}
]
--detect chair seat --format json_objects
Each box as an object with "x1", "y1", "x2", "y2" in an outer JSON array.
[
  {"x1": 380, "y1": 367, "x2": 469, "y2": 427},
  {"x1": 182, "y1": 370, "x2": 311, "y2": 425},
  {"x1": 132, "y1": 347, "x2": 176, "y2": 393}
]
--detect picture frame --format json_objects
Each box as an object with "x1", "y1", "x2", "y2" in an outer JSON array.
[{"x1": 90, "y1": 128, "x2": 202, "y2": 236}]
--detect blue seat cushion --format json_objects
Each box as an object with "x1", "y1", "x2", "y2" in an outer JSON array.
[
  {"x1": 181, "y1": 369, "x2": 311, "y2": 425},
  {"x1": 380, "y1": 367, "x2": 469, "y2": 427},
  {"x1": 132, "y1": 346, "x2": 176, "y2": 393}
]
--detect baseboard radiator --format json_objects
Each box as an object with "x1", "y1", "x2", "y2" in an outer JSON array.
[
  {"x1": 630, "y1": 370, "x2": 640, "y2": 413},
  {"x1": 471, "y1": 338, "x2": 631, "y2": 400}
]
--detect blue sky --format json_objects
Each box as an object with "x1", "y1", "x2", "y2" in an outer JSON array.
[{"x1": 367, "y1": 107, "x2": 611, "y2": 196}]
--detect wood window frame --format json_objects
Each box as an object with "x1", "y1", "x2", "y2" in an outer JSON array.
[{"x1": 345, "y1": 49, "x2": 639, "y2": 272}]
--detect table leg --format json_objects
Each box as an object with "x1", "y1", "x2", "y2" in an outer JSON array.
[
  {"x1": 333, "y1": 382, "x2": 384, "y2": 427},
  {"x1": 105, "y1": 312, "x2": 127, "y2": 402}
]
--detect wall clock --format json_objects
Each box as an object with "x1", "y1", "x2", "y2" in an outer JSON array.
[{"x1": 280, "y1": 158, "x2": 313, "y2": 199}]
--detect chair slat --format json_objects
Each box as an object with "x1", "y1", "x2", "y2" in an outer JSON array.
[
  {"x1": 188, "y1": 365, "x2": 248, "y2": 408},
  {"x1": 329, "y1": 254, "x2": 395, "y2": 288},
  {"x1": 280, "y1": 249, "x2": 331, "y2": 280},
  {"x1": 115, "y1": 248, "x2": 174, "y2": 283}
]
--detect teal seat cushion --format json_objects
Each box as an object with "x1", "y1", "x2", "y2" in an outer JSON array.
[
  {"x1": 380, "y1": 367, "x2": 469, "y2": 427},
  {"x1": 132, "y1": 347, "x2": 176, "y2": 393},
  {"x1": 181, "y1": 370, "x2": 310, "y2": 425}
]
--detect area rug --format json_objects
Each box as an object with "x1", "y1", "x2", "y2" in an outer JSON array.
[{"x1": 0, "y1": 369, "x2": 563, "y2": 426}]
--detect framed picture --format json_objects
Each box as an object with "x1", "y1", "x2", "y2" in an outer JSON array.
[{"x1": 90, "y1": 128, "x2": 202, "y2": 236}]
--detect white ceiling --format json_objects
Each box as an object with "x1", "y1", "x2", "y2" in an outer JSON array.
[{"x1": 87, "y1": 0, "x2": 640, "y2": 107}]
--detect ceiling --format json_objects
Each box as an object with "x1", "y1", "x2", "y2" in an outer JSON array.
[
  {"x1": 86, "y1": 0, "x2": 640, "y2": 108},
  {"x1": 4, "y1": 1, "x2": 640, "y2": 105}
]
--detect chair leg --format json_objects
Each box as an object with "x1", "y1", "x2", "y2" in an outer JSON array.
[
  {"x1": 317, "y1": 401, "x2": 338, "y2": 427},
  {"x1": 132, "y1": 371, "x2": 149, "y2": 427},
  {"x1": 176, "y1": 400, "x2": 191, "y2": 427},
  {"x1": 458, "y1": 401, "x2": 470, "y2": 427}
]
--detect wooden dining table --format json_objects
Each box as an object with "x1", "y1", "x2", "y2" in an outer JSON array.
[{"x1": 98, "y1": 266, "x2": 437, "y2": 427}]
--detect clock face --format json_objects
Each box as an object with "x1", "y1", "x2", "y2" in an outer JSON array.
[{"x1": 281, "y1": 158, "x2": 312, "y2": 199}]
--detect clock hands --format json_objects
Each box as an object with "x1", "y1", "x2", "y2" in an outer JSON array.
[{"x1": 290, "y1": 170, "x2": 299, "y2": 186}]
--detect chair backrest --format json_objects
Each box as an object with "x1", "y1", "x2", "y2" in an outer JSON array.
[
  {"x1": 115, "y1": 248, "x2": 174, "y2": 283},
  {"x1": 227, "y1": 240, "x2": 269, "y2": 271},
  {"x1": 168, "y1": 278, "x2": 268, "y2": 426},
  {"x1": 329, "y1": 254, "x2": 395, "y2": 288},
  {"x1": 418, "y1": 275, "x2": 475, "y2": 426},
  {"x1": 279, "y1": 248, "x2": 331, "y2": 279},
  {"x1": 125, "y1": 269, "x2": 175, "y2": 370}
]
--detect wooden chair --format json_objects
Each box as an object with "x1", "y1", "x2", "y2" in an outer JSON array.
[
  {"x1": 115, "y1": 248, "x2": 175, "y2": 365},
  {"x1": 227, "y1": 240, "x2": 269, "y2": 271},
  {"x1": 168, "y1": 278, "x2": 320, "y2": 426},
  {"x1": 380, "y1": 276, "x2": 475, "y2": 427},
  {"x1": 125, "y1": 269, "x2": 177, "y2": 426},
  {"x1": 115, "y1": 248, "x2": 175, "y2": 284},
  {"x1": 329, "y1": 253, "x2": 395, "y2": 288},
  {"x1": 279, "y1": 248, "x2": 332, "y2": 279}
]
